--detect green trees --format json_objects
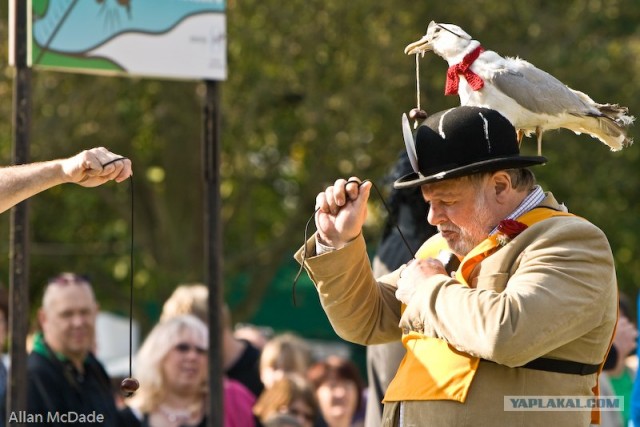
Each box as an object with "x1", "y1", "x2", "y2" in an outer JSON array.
[{"x1": 0, "y1": 0, "x2": 638, "y2": 332}]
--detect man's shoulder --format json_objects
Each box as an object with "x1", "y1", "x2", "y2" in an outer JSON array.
[
  {"x1": 517, "y1": 212, "x2": 612, "y2": 261},
  {"x1": 85, "y1": 353, "x2": 112, "y2": 381},
  {"x1": 27, "y1": 351, "x2": 64, "y2": 386},
  {"x1": 85, "y1": 352, "x2": 106, "y2": 367},
  {"x1": 27, "y1": 351, "x2": 53, "y2": 371},
  {"x1": 530, "y1": 211, "x2": 604, "y2": 235}
]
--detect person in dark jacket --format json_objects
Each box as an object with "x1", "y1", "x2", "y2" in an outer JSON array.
[
  {"x1": 365, "y1": 151, "x2": 437, "y2": 427},
  {"x1": 25, "y1": 273, "x2": 121, "y2": 426},
  {"x1": 0, "y1": 287, "x2": 8, "y2": 427}
]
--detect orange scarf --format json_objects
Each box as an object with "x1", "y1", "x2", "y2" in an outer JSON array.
[{"x1": 384, "y1": 208, "x2": 573, "y2": 403}]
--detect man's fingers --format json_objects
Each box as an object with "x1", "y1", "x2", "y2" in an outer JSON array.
[
  {"x1": 315, "y1": 192, "x2": 326, "y2": 212},
  {"x1": 356, "y1": 180, "x2": 372, "y2": 202},
  {"x1": 332, "y1": 178, "x2": 348, "y2": 206},
  {"x1": 112, "y1": 158, "x2": 133, "y2": 182},
  {"x1": 317, "y1": 177, "x2": 369, "y2": 216},
  {"x1": 100, "y1": 159, "x2": 127, "y2": 180},
  {"x1": 345, "y1": 177, "x2": 362, "y2": 201},
  {"x1": 325, "y1": 186, "x2": 338, "y2": 214},
  {"x1": 82, "y1": 156, "x2": 102, "y2": 174}
]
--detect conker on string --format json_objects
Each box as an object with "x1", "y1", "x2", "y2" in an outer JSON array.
[
  {"x1": 120, "y1": 377, "x2": 140, "y2": 397},
  {"x1": 409, "y1": 108, "x2": 428, "y2": 121}
]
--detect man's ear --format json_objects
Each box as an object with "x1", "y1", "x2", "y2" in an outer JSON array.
[
  {"x1": 491, "y1": 171, "x2": 512, "y2": 199},
  {"x1": 37, "y1": 308, "x2": 46, "y2": 330}
]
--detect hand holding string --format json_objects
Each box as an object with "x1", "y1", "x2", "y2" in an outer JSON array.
[
  {"x1": 293, "y1": 178, "x2": 417, "y2": 305},
  {"x1": 314, "y1": 177, "x2": 372, "y2": 250}
]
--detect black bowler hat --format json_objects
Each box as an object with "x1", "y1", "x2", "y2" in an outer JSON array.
[{"x1": 394, "y1": 106, "x2": 547, "y2": 189}]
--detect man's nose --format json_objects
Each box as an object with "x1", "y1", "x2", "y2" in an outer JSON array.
[
  {"x1": 70, "y1": 313, "x2": 88, "y2": 326},
  {"x1": 427, "y1": 205, "x2": 444, "y2": 225}
]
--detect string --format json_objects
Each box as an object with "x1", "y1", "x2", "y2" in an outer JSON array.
[
  {"x1": 127, "y1": 176, "x2": 133, "y2": 379},
  {"x1": 416, "y1": 54, "x2": 421, "y2": 112},
  {"x1": 414, "y1": 55, "x2": 421, "y2": 129},
  {"x1": 100, "y1": 157, "x2": 134, "y2": 379},
  {"x1": 292, "y1": 179, "x2": 416, "y2": 305}
]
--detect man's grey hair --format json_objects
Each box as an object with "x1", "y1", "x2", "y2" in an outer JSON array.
[
  {"x1": 465, "y1": 168, "x2": 536, "y2": 191},
  {"x1": 41, "y1": 273, "x2": 95, "y2": 310}
]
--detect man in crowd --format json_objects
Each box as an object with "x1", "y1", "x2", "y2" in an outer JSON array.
[
  {"x1": 296, "y1": 106, "x2": 617, "y2": 426},
  {"x1": 27, "y1": 273, "x2": 121, "y2": 426},
  {"x1": 1, "y1": 147, "x2": 131, "y2": 424},
  {"x1": 0, "y1": 288, "x2": 7, "y2": 427}
]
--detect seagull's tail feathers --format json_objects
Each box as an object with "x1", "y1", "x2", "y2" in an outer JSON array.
[
  {"x1": 596, "y1": 103, "x2": 635, "y2": 127},
  {"x1": 594, "y1": 103, "x2": 634, "y2": 151},
  {"x1": 568, "y1": 107, "x2": 634, "y2": 151}
]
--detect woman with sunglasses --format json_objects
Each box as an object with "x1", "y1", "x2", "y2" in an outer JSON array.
[{"x1": 120, "y1": 315, "x2": 256, "y2": 427}]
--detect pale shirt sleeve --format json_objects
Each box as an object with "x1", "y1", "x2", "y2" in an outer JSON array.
[{"x1": 316, "y1": 240, "x2": 335, "y2": 255}]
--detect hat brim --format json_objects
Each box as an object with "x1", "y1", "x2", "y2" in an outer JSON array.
[{"x1": 393, "y1": 156, "x2": 547, "y2": 189}]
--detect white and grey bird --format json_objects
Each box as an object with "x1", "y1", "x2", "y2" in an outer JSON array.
[{"x1": 405, "y1": 21, "x2": 634, "y2": 153}]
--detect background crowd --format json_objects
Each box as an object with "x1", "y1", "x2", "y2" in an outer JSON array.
[
  {"x1": 9, "y1": 278, "x2": 370, "y2": 427},
  {"x1": 0, "y1": 150, "x2": 635, "y2": 426},
  {"x1": 7, "y1": 277, "x2": 636, "y2": 427}
]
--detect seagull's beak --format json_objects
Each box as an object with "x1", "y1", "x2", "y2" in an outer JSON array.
[{"x1": 404, "y1": 35, "x2": 433, "y2": 55}]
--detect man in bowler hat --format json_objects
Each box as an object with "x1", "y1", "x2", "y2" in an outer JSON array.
[{"x1": 296, "y1": 106, "x2": 617, "y2": 426}]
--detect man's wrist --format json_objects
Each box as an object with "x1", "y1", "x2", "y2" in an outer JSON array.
[
  {"x1": 316, "y1": 238, "x2": 336, "y2": 255},
  {"x1": 316, "y1": 233, "x2": 360, "y2": 254}
]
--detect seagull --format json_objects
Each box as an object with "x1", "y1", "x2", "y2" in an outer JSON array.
[{"x1": 405, "y1": 21, "x2": 634, "y2": 153}]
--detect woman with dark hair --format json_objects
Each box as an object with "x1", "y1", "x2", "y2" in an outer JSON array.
[
  {"x1": 307, "y1": 356, "x2": 364, "y2": 427},
  {"x1": 253, "y1": 373, "x2": 318, "y2": 427}
]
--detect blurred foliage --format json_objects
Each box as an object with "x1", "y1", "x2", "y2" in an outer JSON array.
[{"x1": 0, "y1": 0, "x2": 638, "y2": 336}]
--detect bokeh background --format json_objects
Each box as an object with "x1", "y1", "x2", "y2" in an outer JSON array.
[{"x1": 0, "y1": 0, "x2": 638, "y2": 366}]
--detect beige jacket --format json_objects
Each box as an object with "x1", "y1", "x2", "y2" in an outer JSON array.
[{"x1": 295, "y1": 194, "x2": 618, "y2": 426}]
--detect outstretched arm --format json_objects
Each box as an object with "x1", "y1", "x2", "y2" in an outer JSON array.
[{"x1": 0, "y1": 147, "x2": 132, "y2": 213}]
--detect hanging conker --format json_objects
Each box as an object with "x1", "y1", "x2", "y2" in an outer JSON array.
[
  {"x1": 120, "y1": 377, "x2": 140, "y2": 397},
  {"x1": 409, "y1": 108, "x2": 428, "y2": 121}
]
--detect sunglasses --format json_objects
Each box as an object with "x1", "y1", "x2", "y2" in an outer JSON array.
[
  {"x1": 47, "y1": 273, "x2": 91, "y2": 287},
  {"x1": 174, "y1": 342, "x2": 207, "y2": 355},
  {"x1": 289, "y1": 408, "x2": 315, "y2": 422}
]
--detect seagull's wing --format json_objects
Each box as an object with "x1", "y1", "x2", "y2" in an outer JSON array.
[{"x1": 491, "y1": 59, "x2": 598, "y2": 116}]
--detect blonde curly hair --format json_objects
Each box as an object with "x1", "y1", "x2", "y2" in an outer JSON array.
[
  {"x1": 126, "y1": 314, "x2": 208, "y2": 413},
  {"x1": 160, "y1": 283, "x2": 209, "y2": 324}
]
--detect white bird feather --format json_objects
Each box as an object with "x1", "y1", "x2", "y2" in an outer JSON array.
[{"x1": 405, "y1": 21, "x2": 634, "y2": 153}]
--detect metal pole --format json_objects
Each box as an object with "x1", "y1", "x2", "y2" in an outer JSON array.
[
  {"x1": 9, "y1": 0, "x2": 32, "y2": 425},
  {"x1": 202, "y1": 80, "x2": 223, "y2": 427}
]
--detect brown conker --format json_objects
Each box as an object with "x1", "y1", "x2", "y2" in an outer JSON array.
[
  {"x1": 120, "y1": 377, "x2": 140, "y2": 397},
  {"x1": 409, "y1": 108, "x2": 428, "y2": 120}
]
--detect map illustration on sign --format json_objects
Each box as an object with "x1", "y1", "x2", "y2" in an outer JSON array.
[{"x1": 30, "y1": 0, "x2": 227, "y2": 81}]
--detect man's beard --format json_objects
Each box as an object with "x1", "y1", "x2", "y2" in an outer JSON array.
[{"x1": 440, "y1": 195, "x2": 494, "y2": 256}]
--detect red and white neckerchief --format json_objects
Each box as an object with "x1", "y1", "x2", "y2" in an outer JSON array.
[{"x1": 445, "y1": 45, "x2": 485, "y2": 95}]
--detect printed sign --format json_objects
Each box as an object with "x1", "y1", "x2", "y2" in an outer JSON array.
[{"x1": 27, "y1": 0, "x2": 227, "y2": 80}]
